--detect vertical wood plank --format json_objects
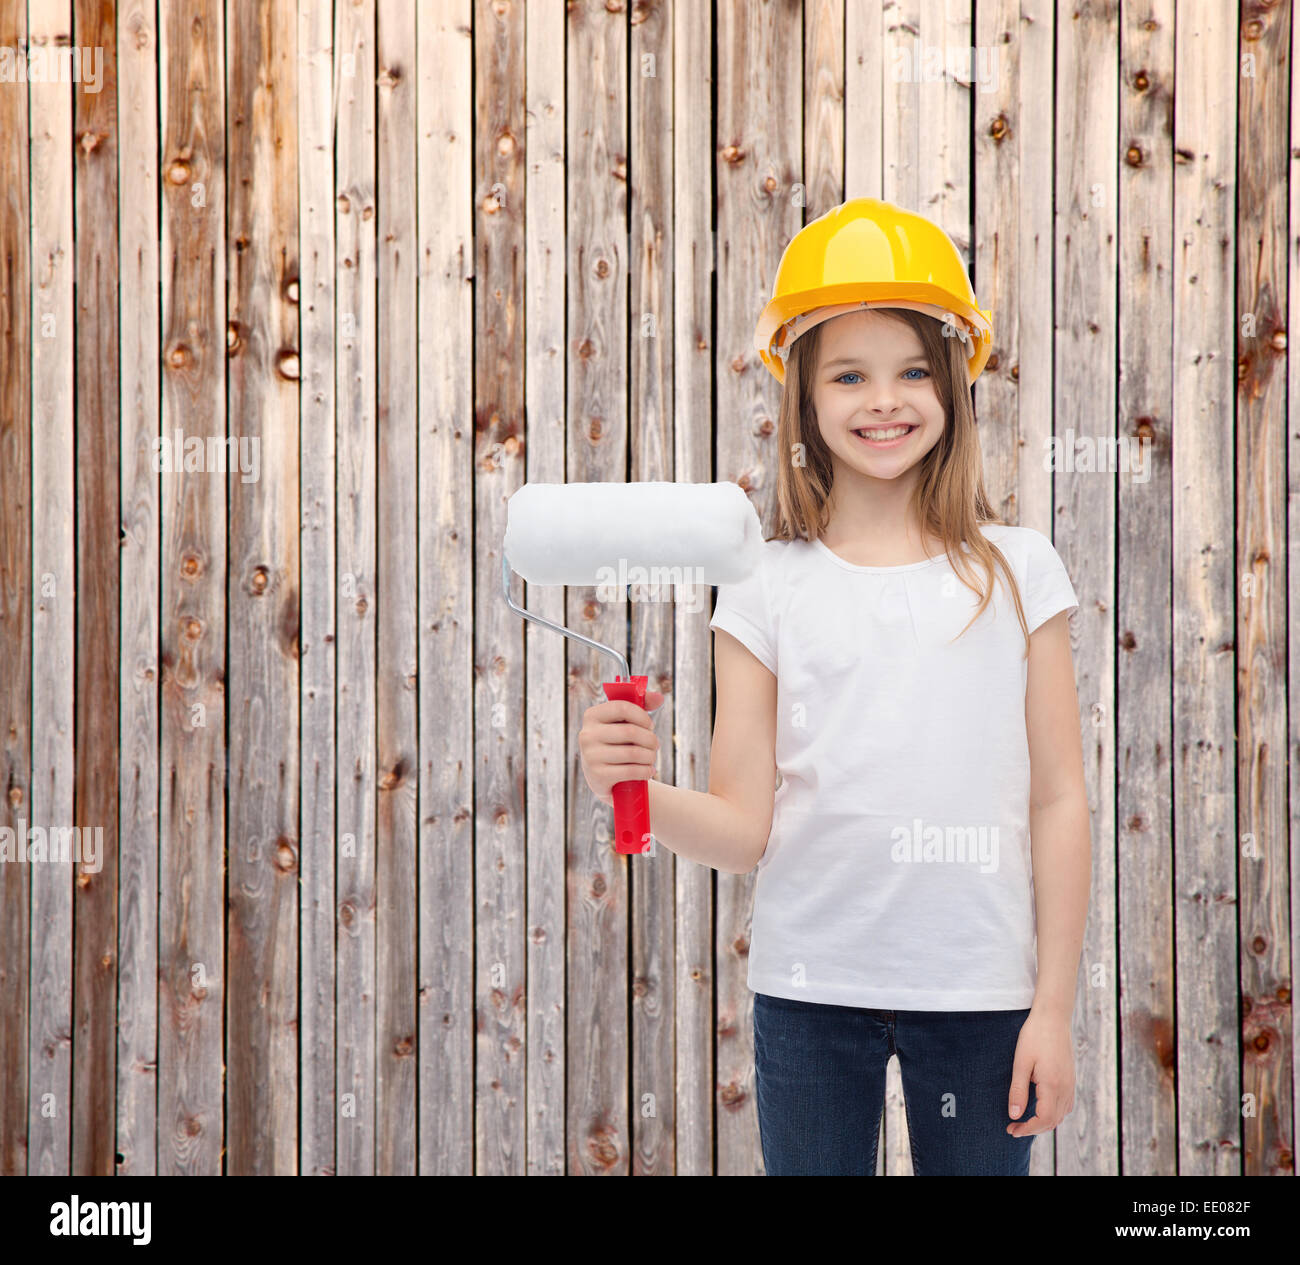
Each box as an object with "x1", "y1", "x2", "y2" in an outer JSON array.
[
  {"x1": 1015, "y1": 0, "x2": 1057, "y2": 1181},
  {"x1": 843, "y1": 0, "x2": 882, "y2": 199},
  {"x1": 419, "y1": 0, "x2": 474, "y2": 1176},
  {"x1": 475, "y1": 0, "x2": 526, "y2": 1175},
  {"x1": 522, "y1": 0, "x2": 566, "y2": 1176},
  {"x1": 1235, "y1": 0, "x2": 1292, "y2": 1177},
  {"x1": 629, "y1": 0, "x2": 674, "y2": 1178},
  {"x1": 116, "y1": 0, "x2": 160, "y2": 1177},
  {"x1": 27, "y1": 0, "x2": 75, "y2": 1177},
  {"x1": 714, "y1": 0, "x2": 801, "y2": 1176},
  {"x1": 565, "y1": 0, "x2": 628, "y2": 1176},
  {"x1": 71, "y1": 0, "x2": 120, "y2": 1178},
  {"x1": 334, "y1": 0, "x2": 378, "y2": 1176},
  {"x1": 1171, "y1": 0, "x2": 1239, "y2": 1177},
  {"x1": 0, "y1": 0, "x2": 32, "y2": 1180},
  {"x1": 882, "y1": 0, "x2": 919, "y2": 213},
  {"x1": 671, "y1": 0, "x2": 715, "y2": 1176},
  {"x1": 1015, "y1": 0, "x2": 1054, "y2": 532},
  {"x1": 298, "y1": 0, "x2": 337, "y2": 1177},
  {"x1": 226, "y1": 0, "x2": 299, "y2": 1175},
  {"x1": 1054, "y1": 0, "x2": 1118, "y2": 1178},
  {"x1": 804, "y1": 0, "x2": 844, "y2": 218},
  {"x1": 1289, "y1": 0, "x2": 1300, "y2": 1185},
  {"x1": 375, "y1": 0, "x2": 417, "y2": 1177},
  {"x1": 158, "y1": 0, "x2": 226, "y2": 1175},
  {"x1": 973, "y1": 0, "x2": 1019, "y2": 521},
  {"x1": 1117, "y1": 0, "x2": 1176, "y2": 1176}
]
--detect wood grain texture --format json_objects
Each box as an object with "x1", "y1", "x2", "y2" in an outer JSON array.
[
  {"x1": 565, "y1": 0, "x2": 629, "y2": 1177},
  {"x1": 1117, "y1": 0, "x2": 1176, "y2": 1177},
  {"x1": 116, "y1": 0, "x2": 160, "y2": 1178},
  {"x1": 671, "y1": 0, "x2": 716, "y2": 1177},
  {"x1": 297, "y1": 0, "x2": 337, "y2": 1178},
  {"x1": 334, "y1": 0, "x2": 378, "y2": 1177},
  {"x1": 522, "y1": 0, "x2": 565, "y2": 1178},
  {"x1": 1235, "y1": 0, "x2": 1292, "y2": 1177},
  {"x1": 71, "y1": 0, "x2": 120, "y2": 1180},
  {"x1": 476, "y1": 0, "x2": 526, "y2": 1176},
  {"x1": 27, "y1": 0, "x2": 75, "y2": 1178},
  {"x1": 375, "y1": 0, "x2": 417, "y2": 1178},
  {"x1": 0, "y1": 0, "x2": 1291, "y2": 1177},
  {"x1": 1172, "y1": 0, "x2": 1239, "y2": 1175},
  {"x1": 0, "y1": 0, "x2": 31, "y2": 1177},
  {"x1": 629, "y1": 0, "x2": 674, "y2": 1178},
  {"x1": 1053, "y1": 0, "x2": 1118, "y2": 1178},
  {"x1": 157, "y1": 0, "x2": 227, "y2": 1176},
  {"x1": 419, "y1": 0, "x2": 474, "y2": 1176},
  {"x1": 226, "y1": 0, "x2": 299, "y2": 1175}
]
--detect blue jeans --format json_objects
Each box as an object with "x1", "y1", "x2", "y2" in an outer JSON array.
[{"x1": 753, "y1": 991, "x2": 1038, "y2": 1175}]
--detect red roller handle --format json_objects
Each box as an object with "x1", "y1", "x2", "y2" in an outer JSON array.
[{"x1": 601, "y1": 675, "x2": 653, "y2": 856}]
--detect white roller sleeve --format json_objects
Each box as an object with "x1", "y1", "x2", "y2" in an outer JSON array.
[{"x1": 504, "y1": 480, "x2": 763, "y2": 586}]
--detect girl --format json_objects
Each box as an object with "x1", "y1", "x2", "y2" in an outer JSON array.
[{"x1": 578, "y1": 198, "x2": 1090, "y2": 1176}]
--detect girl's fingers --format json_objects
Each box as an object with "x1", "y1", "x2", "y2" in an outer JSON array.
[{"x1": 592, "y1": 723, "x2": 658, "y2": 749}]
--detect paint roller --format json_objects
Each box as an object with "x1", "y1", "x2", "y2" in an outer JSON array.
[{"x1": 502, "y1": 480, "x2": 764, "y2": 855}]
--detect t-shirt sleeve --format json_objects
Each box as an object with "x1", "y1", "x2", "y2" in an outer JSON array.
[
  {"x1": 709, "y1": 548, "x2": 776, "y2": 674},
  {"x1": 1024, "y1": 529, "x2": 1079, "y2": 633}
]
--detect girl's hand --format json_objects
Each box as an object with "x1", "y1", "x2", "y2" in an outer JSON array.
[
  {"x1": 578, "y1": 690, "x2": 664, "y2": 807},
  {"x1": 1006, "y1": 1007, "x2": 1076, "y2": 1137}
]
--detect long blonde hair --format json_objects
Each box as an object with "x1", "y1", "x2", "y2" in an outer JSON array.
[{"x1": 770, "y1": 309, "x2": 1032, "y2": 654}]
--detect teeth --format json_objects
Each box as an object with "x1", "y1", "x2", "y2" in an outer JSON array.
[{"x1": 855, "y1": 425, "x2": 913, "y2": 441}]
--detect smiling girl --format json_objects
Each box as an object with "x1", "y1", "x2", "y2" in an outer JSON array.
[{"x1": 578, "y1": 198, "x2": 1091, "y2": 1175}]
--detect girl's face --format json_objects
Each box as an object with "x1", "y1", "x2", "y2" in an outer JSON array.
[{"x1": 809, "y1": 309, "x2": 946, "y2": 480}]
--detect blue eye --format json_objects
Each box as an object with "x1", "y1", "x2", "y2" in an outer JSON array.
[
  {"x1": 836, "y1": 371, "x2": 863, "y2": 385},
  {"x1": 902, "y1": 367, "x2": 929, "y2": 380}
]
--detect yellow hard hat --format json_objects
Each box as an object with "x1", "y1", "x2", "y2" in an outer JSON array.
[{"x1": 753, "y1": 197, "x2": 993, "y2": 386}]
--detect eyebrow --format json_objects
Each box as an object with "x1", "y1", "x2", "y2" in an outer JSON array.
[{"x1": 822, "y1": 355, "x2": 928, "y2": 370}]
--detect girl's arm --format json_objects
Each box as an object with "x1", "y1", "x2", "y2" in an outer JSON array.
[
  {"x1": 1024, "y1": 610, "x2": 1092, "y2": 1019},
  {"x1": 645, "y1": 627, "x2": 778, "y2": 875}
]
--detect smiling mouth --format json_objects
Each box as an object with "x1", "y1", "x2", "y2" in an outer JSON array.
[{"x1": 853, "y1": 424, "x2": 918, "y2": 443}]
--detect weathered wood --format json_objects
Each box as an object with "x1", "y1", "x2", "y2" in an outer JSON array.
[
  {"x1": 1017, "y1": 0, "x2": 1057, "y2": 1180},
  {"x1": 71, "y1": 0, "x2": 120, "y2": 1179},
  {"x1": 566, "y1": 0, "x2": 629, "y2": 1176},
  {"x1": 475, "y1": 0, "x2": 526, "y2": 1175},
  {"x1": 715, "y1": 0, "x2": 802, "y2": 1177},
  {"x1": 522, "y1": 0, "x2": 565, "y2": 1177},
  {"x1": 973, "y1": 0, "x2": 1019, "y2": 522},
  {"x1": 226, "y1": 0, "x2": 299, "y2": 1175},
  {"x1": 1171, "y1": 0, "x2": 1239, "y2": 1175},
  {"x1": 419, "y1": 0, "x2": 474, "y2": 1176},
  {"x1": 27, "y1": 0, "x2": 75, "y2": 1178},
  {"x1": 1235, "y1": 0, "x2": 1291, "y2": 1177},
  {"x1": 0, "y1": 0, "x2": 31, "y2": 1178},
  {"x1": 297, "y1": 0, "x2": 337, "y2": 1178},
  {"x1": 629, "y1": 0, "x2": 675, "y2": 1178},
  {"x1": 844, "y1": 0, "x2": 883, "y2": 199},
  {"x1": 334, "y1": 0, "x2": 378, "y2": 1176},
  {"x1": 0, "y1": 0, "x2": 1296, "y2": 1179},
  {"x1": 671, "y1": 0, "x2": 715, "y2": 1177},
  {"x1": 804, "y1": 0, "x2": 844, "y2": 219},
  {"x1": 1116, "y1": 0, "x2": 1176, "y2": 1177},
  {"x1": 158, "y1": 0, "x2": 227, "y2": 1176},
  {"x1": 1053, "y1": 0, "x2": 1119, "y2": 1178},
  {"x1": 115, "y1": 0, "x2": 160, "y2": 1177},
  {"x1": 375, "y1": 0, "x2": 418, "y2": 1178}
]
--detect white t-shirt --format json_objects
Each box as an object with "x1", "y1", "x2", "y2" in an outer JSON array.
[{"x1": 708, "y1": 522, "x2": 1079, "y2": 1011}]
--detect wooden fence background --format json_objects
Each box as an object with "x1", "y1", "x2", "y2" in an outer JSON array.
[{"x1": 0, "y1": 0, "x2": 1293, "y2": 1176}]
